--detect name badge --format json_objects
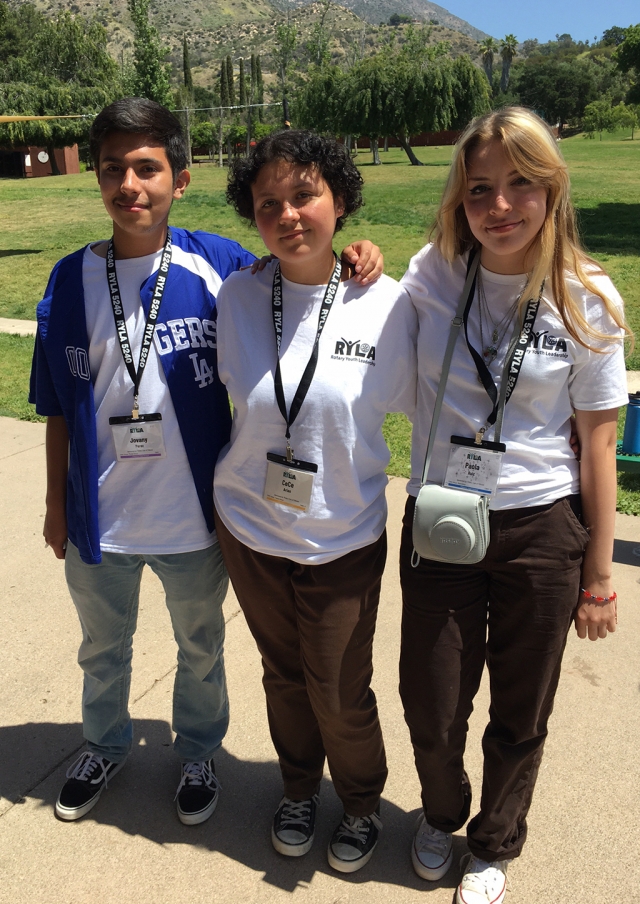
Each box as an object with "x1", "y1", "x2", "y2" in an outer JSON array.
[
  {"x1": 263, "y1": 452, "x2": 317, "y2": 512},
  {"x1": 444, "y1": 435, "x2": 505, "y2": 497},
  {"x1": 109, "y1": 413, "x2": 166, "y2": 461}
]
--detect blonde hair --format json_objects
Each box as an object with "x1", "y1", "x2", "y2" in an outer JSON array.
[{"x1": 433, "y1": 106, "x2": 630, "y2": 349}]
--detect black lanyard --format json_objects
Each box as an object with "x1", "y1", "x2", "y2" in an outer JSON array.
[
  {"x1": 462, "y1": 265, "x2": 541, "y2": 435},
  {"x1": 106, "y1": 230, "x2": 172, "y2": 418},
  {"x1": 271, "y1": 257, "x2": 341, "y2": 458}
]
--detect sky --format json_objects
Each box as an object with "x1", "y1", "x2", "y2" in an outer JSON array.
[{"x1": 445, "y1": 0, "x2": 639, "y2": 44}]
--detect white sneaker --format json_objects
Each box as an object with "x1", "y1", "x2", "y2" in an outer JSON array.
[
  {"x1": 411, "y1": 813, "x2": 453, "y2": 880},
  {"x1": 456, "y1": 854, "x2": 510, "y2": 904}
]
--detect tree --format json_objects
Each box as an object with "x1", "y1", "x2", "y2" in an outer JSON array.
[
  {"x1": 582, "y1": 98, "x2": 615, "y2": 139},
  {"x1": 602, "y1": 26, "x2": 628, "y2": 47},
  {"x1": 183, "y1": 34, "x2": 193, "y2": 94},
  {"x1": 220, "y1": 59, "x2": 229, "y2": 107},
  {"x1": 191, "y1": 120, "x2": 216, "y2": 156},
  {"x1": 180, "y1": 35, "x2": 194, "y2": 165},
  {"x1": 613, "y1": 101, "x2": 639, "y2": 138},
  {"x1": 255, "y1": 54, "x2": 264, "y2": 120},
  {"x1": 238, "y1": 58, "x2": 246, "y2": 106},
  {"x1": 226, "y1": 55, "x2": 235, "y2": 105},
  {"x1": 500, "y1": 34, "x2": 518, "y2": 92},
  {"x1": 128, "y1": 0, "x2": 172, "y2": 106},
  {"x1": 296, "y1": 64, "x2": 347, "y2": 134},
  {"x1": 274, "y1": 21, "x2": 297, "y2": 99},
  {"x1": 516, "y1": 58, "x2": 598, "y2": 132},
  {"x1": 479, "y1": 37, "x2": 498, "y2": 88},
  {"x1": 306, "y1": 0, "x2": 332, "y2": 66},
  {"x1": 0, "y1": 6, "x2": 122, "y2": 171},
  {"x1": 450, "y1": 55, "x2": 491, "y2": 127},
  {"x1": 615, "y1": 24, "x2": 640, "y2": 103}
]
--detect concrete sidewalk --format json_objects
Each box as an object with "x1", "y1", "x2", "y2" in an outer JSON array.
[{"x1": 0, "y1": 415, "x2": 638, "y2": 904}]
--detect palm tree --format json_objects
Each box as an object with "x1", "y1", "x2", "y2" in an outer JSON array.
[
  {"x1": 500, "y1": 34, "x2": 518, "y2": 93},
  {"x1": 479, "y1": 37, "x2": 498, "y2": 88}
]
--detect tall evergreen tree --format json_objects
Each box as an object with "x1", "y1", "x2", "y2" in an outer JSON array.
[
  {"x1": 251, "y1": 53, "x2": 257, "y2": 99},
  {"x1": 183, "y1": 34, "x2": 193, "y2": 93},
  {"x1": 238, "y1": 58, "x2": 246, "y2": 106},
  {"x1": 181, "y1": 34, "x2": 194, "y2": 165},
  {"x1": 226, "y1": 55, "x2": 235, "y2": 105},
  {"x1": 220, "y1": 59, "x2": 229, "y2": 107},
  {"x1": 128, "y1": 0, "x2": 172, "y2": 106},
  {"x1": 256, "y1": 54, "x2": 264, "y2": 119}
]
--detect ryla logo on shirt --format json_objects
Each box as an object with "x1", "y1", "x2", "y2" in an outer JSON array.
[
  {"x1": 527, "y1": 330, "x2": 568, "y2": 358},
  {"x1": 331, "y1": 338, "x2": 376, "y2": 366}
]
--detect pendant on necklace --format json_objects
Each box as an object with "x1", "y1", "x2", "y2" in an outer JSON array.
[
  {"x1": 483, "y1": 346, "x2": 498, "y2": 363},
  {"x1": 491, "y1": 328, "x2": 499, "y2": 344}
]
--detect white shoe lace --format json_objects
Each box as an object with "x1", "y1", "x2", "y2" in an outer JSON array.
[
  {"x1": 460, "y1": 855, "x2": 510, "y2": 901},
  {"x1": 335, "y1": 811, "x2": 383, "y2": 844},
  {"x1": 415, "y1": 817, "x2": 451, "y2": 857},
  {"x1": 65, "y1": 751, "x2": 111, "y2": 786},
  {"x1": 174, "y1": 760, "x2": 221, "y2": 799},
  {"x1": 278, "y1": 796, "x2": 317, "y2": 828}
]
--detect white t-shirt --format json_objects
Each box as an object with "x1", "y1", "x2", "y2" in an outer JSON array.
[
  {"x1": 213, "y1": 264, "x2": 417, "y2": 564},
  {"x1": 401, "y1": 244, "x2": 628, "y2": 510},
  {"x1": 83, "y1": 244, "x2": 212, "y2": 553}
]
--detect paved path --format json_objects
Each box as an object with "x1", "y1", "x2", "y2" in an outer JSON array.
[
  {"x1": 3, "y1": 317, "x2": 640, "y2": 394},
  {"x1": 0, "y1": 416, "x2": 638, "y2": 904}
]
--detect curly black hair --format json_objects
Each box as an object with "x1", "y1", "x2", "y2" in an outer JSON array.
[{"x1": 226, "y1": 130, "x2": 363, "y2": 233}]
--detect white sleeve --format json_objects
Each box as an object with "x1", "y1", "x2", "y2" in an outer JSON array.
[
  {"x1": 385, "y1": 287, "x2": 418, "y2": 420},
  {"x1": 569, "y1": 279, "x2": 628, "y2": 411}
]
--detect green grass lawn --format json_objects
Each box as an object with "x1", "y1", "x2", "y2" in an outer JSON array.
[{"x1": 1, "y1": 136, "x2": 639, "y2": 511}]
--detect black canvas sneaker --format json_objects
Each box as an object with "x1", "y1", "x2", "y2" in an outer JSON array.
[
  {"x1": 175, "y1": 759, "x2": 220, "y2": 825},
  {"x1": 327, "y1": 807, "x2": 382, "y2": 873},
  {"x1": 55, "y1": 751, "x2": 126, "y2": 821},
  {"x1": 271, "y1": 795, "x2": 320, "y2": 856}
]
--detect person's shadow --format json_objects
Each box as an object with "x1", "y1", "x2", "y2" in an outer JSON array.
[{"x1": 1, "y1": 719, "x2": 463, "y2": 896}]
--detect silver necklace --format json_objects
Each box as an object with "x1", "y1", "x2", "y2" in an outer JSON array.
[{"x1": 477, "y1": 269, "x2": 521, "y2": 365}]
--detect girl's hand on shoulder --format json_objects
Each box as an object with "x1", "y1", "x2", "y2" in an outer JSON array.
[
  {"x1": 247, "y1": 254, "x2": 276, "y2": 273},
  {"x1": 574, "y1": 584, "x2": 617, "y2": 640},
  {"x1": 340, "y1": 241, "x2": 383, "y2": 284}
]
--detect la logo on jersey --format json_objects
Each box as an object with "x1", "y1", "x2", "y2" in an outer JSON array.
[{"x1": 331, "y1": 338, "x2": 376, "y2": 366}]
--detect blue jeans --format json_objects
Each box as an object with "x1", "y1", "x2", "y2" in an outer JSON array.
[{"x1": 65, "y1": 542, "x2": 229, "y2": 763}]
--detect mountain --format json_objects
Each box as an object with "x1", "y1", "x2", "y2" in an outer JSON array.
[
  {"x1": 272, "y1": 0, "x2": 488, "y2": 40},
  {"x1": 9, "y1": 0, "x2": 486, "y2": 89}
]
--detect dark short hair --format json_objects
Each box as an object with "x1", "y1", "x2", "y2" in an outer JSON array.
[
  {"x1": 226, "y1": 130, "x2": 363, "y2": 232},
  {"x1": 89, "y1": 97, "x2": 188, "y2": 179}
]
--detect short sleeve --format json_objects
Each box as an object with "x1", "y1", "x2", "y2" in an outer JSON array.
[
  {"x1": 569, "y1": 279, "x2": 628, "y2": 412},
  {"x1": 29, "y1": 327, "x2": 63, "y2": 416}
]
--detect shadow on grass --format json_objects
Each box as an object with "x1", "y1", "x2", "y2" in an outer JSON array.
[
  {"x1": 358, "y1": 159, "x2": 450, "y2": 167},
  {"x1": 576, "y1": 203, "x2": 640, "y2": 256},
  {"x1": 0, "y1": 249, "x2": 43, "y2": 258}
]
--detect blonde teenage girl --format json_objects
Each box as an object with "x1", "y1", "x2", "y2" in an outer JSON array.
[{"x1": 399, "y1": 107, "x2": 629, "y2": 904}]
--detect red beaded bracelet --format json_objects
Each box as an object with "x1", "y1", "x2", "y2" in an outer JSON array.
[{"x1": 580, "y1": 587, "x2": 617, "y2": 603}]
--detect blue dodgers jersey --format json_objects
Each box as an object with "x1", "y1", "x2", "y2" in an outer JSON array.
[{"x1": 29, "y1": 227, "x2": 256, "y2": 564}]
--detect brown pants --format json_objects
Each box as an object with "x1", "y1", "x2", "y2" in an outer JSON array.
[
  {"x1": 215, "y1": 513, "x2": 388, "y2": 817},
  {"x1": 399, "y1": 494, "x2": 589, "y2": 862}
]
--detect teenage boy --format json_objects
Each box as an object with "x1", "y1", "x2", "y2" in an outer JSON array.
[{"x1": 29, "y1": 97, "x2": 382, "y2": 825}]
